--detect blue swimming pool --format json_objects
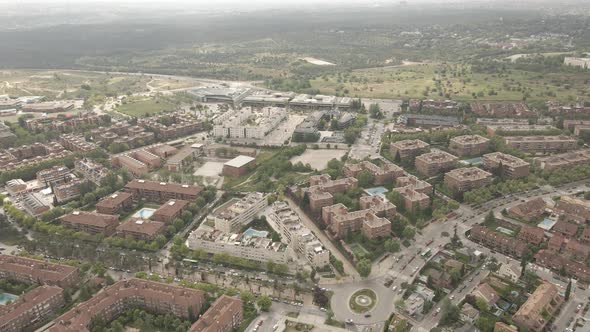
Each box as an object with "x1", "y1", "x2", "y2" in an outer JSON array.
[
  {"x1": 243, "y1": 228, "x2": 269, "y2": 238},
  {"x1": 0, "y1": 293, "x2": 18, "y2": 305},
  {"x1": 132, "y1": 208, "x2": 156, "y2": 219}
]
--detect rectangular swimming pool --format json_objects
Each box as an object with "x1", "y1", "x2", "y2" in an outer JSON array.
[{"x1": 132, "y1": 208, "x2": 157, "y2": 219}]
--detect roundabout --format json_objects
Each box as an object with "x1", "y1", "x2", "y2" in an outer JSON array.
[{"x1": 349, "y1": 288, "x2": 377, "y2": 313}]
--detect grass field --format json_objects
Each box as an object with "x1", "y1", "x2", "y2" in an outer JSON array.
[
  {"x1": 115, "y1": 98, "x2": 177, "y2": 117},
  {"x1": 310, "y1": 63, "x2": 590, "y2": 102},
  {"x1": 349, "y1": 288, "x2": 377, "y2": 314}
]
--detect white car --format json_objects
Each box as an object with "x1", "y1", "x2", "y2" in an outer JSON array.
[{"x1": 392, "y1": 286, "x2": 397, "y2": 291}]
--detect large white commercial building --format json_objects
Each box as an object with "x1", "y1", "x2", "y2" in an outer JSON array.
[
  {"x1": 209, "y1": 192, "x2": 268, "y2": 233},
  {"x1": 213, "y1": 107, "x2": 287, "y2": 139},
  {"x1": 267, "y1": 201, "x2": 330, "y2": 268}
]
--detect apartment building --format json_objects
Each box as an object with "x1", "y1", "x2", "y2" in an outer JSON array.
[
  {"x1": 0, "y1": 255, "x2": 79, "y2": 288},
  {"x1": 485, "y1": 124, "x2": 557, "y2": 136},
  {"x1": 563, "y1": 119, "x2": 590, "y2": 131},
  {"x1": 390, "y1": 139, "x2": 430, "y2": 161},
  {"x1": 359, "y1": 195, "x2": 396, "y2": 218},
  {"x1": 565, "y1": 240, "x2": 590, "y2": 261},
  {"x1": 25, "y1": 112, "x2": 105, "y2": 133},
  {"x1": 512, "y1": 282, "x2": 563, "y2": 332},
  {"x1": 0, "y1": 142, "x2": 71, "y2": 171},
  {"x1": 22, "y1": 192, "x2": 50, "y2": 216},
  {"x1": 111, "y1": 146, "x2": 164, "y2": 176},
  {"x1": 534, "y1": 149, "x2": 590, "y2": 171},
  {"x1": 471, "y1": 102, "x2": 535, "y2": 117},
  {"x1": 209, "y1": 192, "x2": 267, "y2": 233},
  {"x1": 399, "y1": 113, "x2": 460, "y2": 127},
  {"x1": 395, "y1": 174, "x2": 433, "y2": 195},
  {"x1": 409, "y1": 99, "x2": 459, "y2": 112},
  {"x1": 96, "y1": 191, "x2": 134, "y2": 214},
  {"x1": 482, "y1": 152, "x2": 530, "y2": 178},
  {"x1": 517, "y1": 225, "x2": 545, "y2": 245},
  {"x1": 115, "y1": 219, "x2": 165, "y2": 241},
  {"x1": 59, "y1": 134, "x2": 97, "y2": 152},
  {"x1": 152, "y1": 199, "x2": 189, "y2": 223},
  {"x1": 470, "y1": 226, "x2": 527, "y2": 258},
  {"x1": 548, "y1": 234, "x2": 566, "y2": 253},
  {"x1": 49, "y1": 279, "x2": 207, "y2": 332},
  {"x1": 322, "y1": 204, "x2": 391, "y2": 239},
  {"x1": 475, "y1": 118, "x2": 529, "y2": 127},
  {"x1": 204, "y1": 143, "x2": 257, "y2": 158},
  {"x1": 343, "y1": 160, "x2": 404, "y2": 185},
  {"x1": 535, "y1": 250, "x2": 590, "y2": 283},
  {"x1": 74, "y1": 158, "x2": 109, "y2": 186},
  {"x1": 444, "y1": 167, "x2": 492, "y2": 193},
  {"x1": 5, "y1": 179, "x2": 27, "y2": 196},
  {"x1": 0, "y1": 285, "x2": 64, "y2": 332},
  {"x1": 555, "y1": 195, "x2": 590, "y2": 223},
  {"x1": 186, "y1": 229, "x2": 289, "y2": 264},
  {"x1": 138, "y1": 113, "x2": 202, "y2": 140},
  {"x1": 507, "y1": 197, "x2": 546, "y2": 221},
  {"x1": 188, "y1": 295, "x2": 243, "y2": 332},
  {"x1": 393, "y1": 186, "x2": 431, "y2": 210},
  {"x1": 124, "y1": 179, "x2": 203, "y2": 203},
  {"x1": 54, "y1": 178, "x2": 85, "y2": 203},
  {"x1": 213, "y1": 107, "x2": 287, "y2": 139},
  {"x1": 37, "y1": 166, "x2": 73, "y2": 186},
  {"x1": 449, "y1": 135, "x2": 490, "y2": 157},
  {"x1": 553, "y1": 220, "x2": 578, "y2": 238},
  {"x1": 164, "y1": 145, "x2": 198, "y2": 172},
  {"x1": 306, "y1": 175, "x2": 358, "y2": 212},
  {"x1": 59, "y1": 211, "x2": 120, "y2": 236},
  {"x1": 415, "y1": 150, "x2": 458, "y2": 177},
  {"x1": 504, "y1": 135, "x2": 578, "y2": 154},
  {"x1": 267, "y1": 201, "x2": 330, "y2": 268}
]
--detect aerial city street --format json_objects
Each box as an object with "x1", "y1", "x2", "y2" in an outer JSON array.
[{"x1": 1, "y1": 1, "x2": 590, "y2": 332}]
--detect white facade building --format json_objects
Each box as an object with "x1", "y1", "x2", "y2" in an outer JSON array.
[
  {"x1": 267, "y1": 201, "x2": 330, "y2": 268},
  {"x1": 213, "y1": 107, "x2": 287, "y2": 139},
  {"x1": 209, "y1": 192, "x2": 268, "y2": 233}
]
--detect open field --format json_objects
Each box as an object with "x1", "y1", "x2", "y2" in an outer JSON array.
[
  {"x1": 310, "y1": 63, "x2": 590, "y2": 102},
  {"x1": 115, "y1": 97, "x2": 177, "y2": 117},
  {"x1": 0, "y1": 70, "x2": 153, "y2": 99},
  {"x1": 290, "y1": 149, "x2": 347, "y2": 171}
]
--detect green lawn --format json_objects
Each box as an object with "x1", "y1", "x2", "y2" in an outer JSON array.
[
  {"x1": 310, "y1": 63, "x2": 590, "y2": 102},
  {"x1": 349, "y1": 288, "x2": 377, "y2": 314},
  {"x1": 116, "y1": 98, "x2": 176, "y2": 117},
  {"x1": 349, "y1": 242, "x2": 369, "y2": 259}
]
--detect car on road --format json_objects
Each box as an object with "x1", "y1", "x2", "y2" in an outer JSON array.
[
  {"x1": 364, "y1": 314, "x2": 371, "y2": 318},
  {"x1": 435, "y1": 307, "x2": 441, "y2": 315},
  {"x1": 346, "y1": 319, "x2": 354, "y2": 324},
  {"x1": 392, "y1": 286, "x2": 397, "y2": 291},
  {"x1": 449, "y1": 295, "x2": 455, "y2": 300}
]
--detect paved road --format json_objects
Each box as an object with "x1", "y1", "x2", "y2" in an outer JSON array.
[{"x1": 285, "y1": 197, "x2": 359, "y2": 278}]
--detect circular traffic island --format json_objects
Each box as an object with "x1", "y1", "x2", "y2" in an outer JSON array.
[{"x1": 349, "y1": 288, "x2": 377, "y2": 314}]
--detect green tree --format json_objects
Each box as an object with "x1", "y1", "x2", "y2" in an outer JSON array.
[
  {"x1": 240, "y1": 291, "x2": 255, "y2": 304},
  {"x1": 257, "y1": 295, "x2": 272, "y2": 312},
  {"x1": 439, "y1": 299, "x2": 460, "y2": 326},
  {"x1": 402, "y1": 227, "x2": 415, "y2": 239},
  {"x1": 384, "y1": 239, "x2": 401, "y2": 253},
  {"x1": 357, "y1": 170, "x2": 374, "y2": 188},
  {"x1": 565, "y1": 279, "x2": 572, "y2": 301},
  {"x1": 357, "y1": 258, "x2": 372, "y2": 277}
]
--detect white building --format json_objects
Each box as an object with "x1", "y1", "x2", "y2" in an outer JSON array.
[
  {"x1": 267, "y1": 201, "x2": 330, "y2": 268},
  {"x1": 186, "y1": 229, "x2": 289, "y2": 264},
  {"x1": 405, "y1": 293, "x2": 425, "y2": 316},
  {"x1": 564, "y1": 57, "x2": 590, "y2": 69},
  {"x1": 209, "y1": 192, "x2": 268, "y2": 233},
  {"x1": 213, "y1": 107, "x2": 287, "y2": 139}
]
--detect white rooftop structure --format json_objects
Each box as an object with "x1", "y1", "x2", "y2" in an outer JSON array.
[{"x1": 224, "y1": 155, "x2": 255, "y2": 168}]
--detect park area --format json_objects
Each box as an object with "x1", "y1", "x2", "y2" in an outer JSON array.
[
  {"x1": 349, "y1": 288, "x2": 377, "y2": 314},
  {"x1": 289, "y1": 149, "x2": 347, "y2": 171},
  {"x1": 309, "y1": 63, "x2": 590, "y2": 102},
  {"x1": 116, "y1": 97, "x2": 177, "y2": 117}
]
